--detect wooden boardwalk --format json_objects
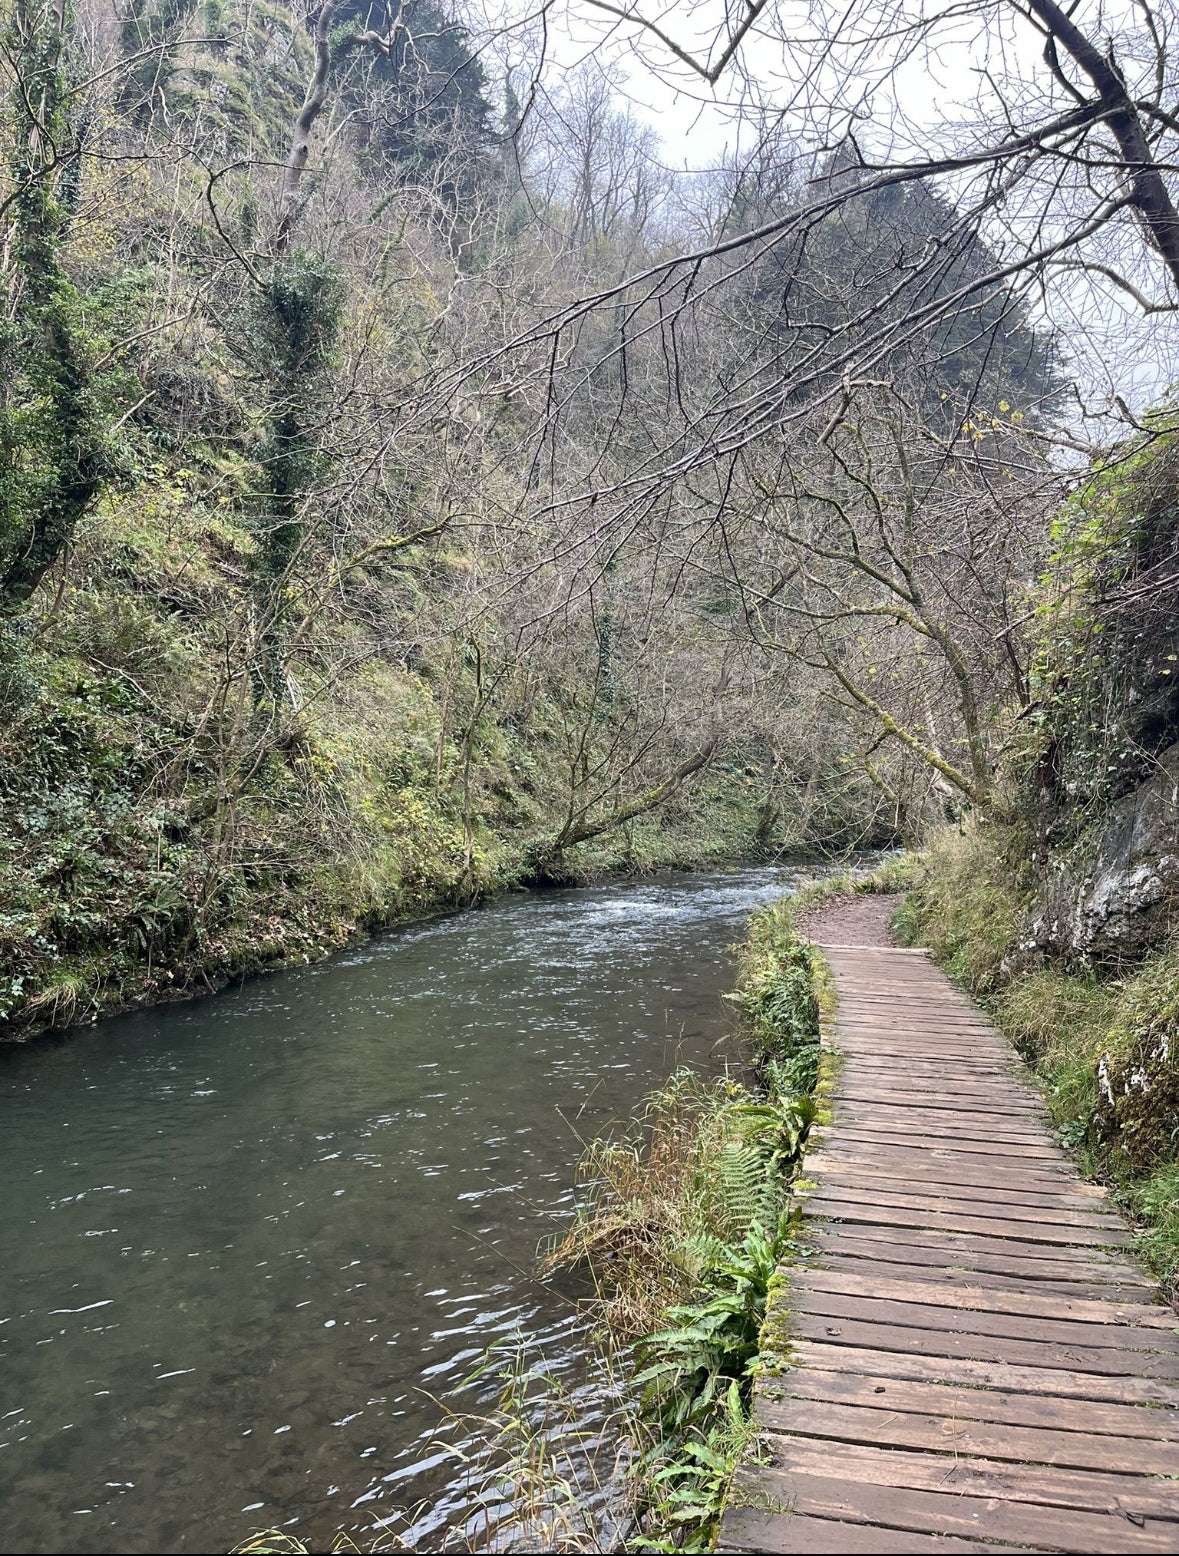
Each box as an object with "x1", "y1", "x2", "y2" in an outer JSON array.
[{"x1": 720, "y1": 942, "x2": 1179, "y2": 1555}]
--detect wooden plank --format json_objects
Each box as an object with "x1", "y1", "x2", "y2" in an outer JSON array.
[
  {"x1": 833, "y1": 1119, "x2": 1066, "y2": 1153},
  {"x1": 804, "y1": 1195, "x2": 1133, "y2": 1246},
  {"x1": 730, "y1": 1465, "x2": 1178, "y2": 1554},
  {"x1": 763, "y1": 1436, "x2": 1179, "y2": 1520},
  {"x1": 799, "y1": 1222, "x2": 1149, "y2": 1280},
  {"x1": 823, "y1": 1115, "x2": 1064, "y2": 1144},
  {"x1": 808, "y1": 1138, "x2": 1079, "y2": 1186},
  {"x1": 806, "y1": 1251, "x2": 1160, "y2": 1303},
  {"x1": 791, "y1": 1266, "x2": 1175, "y2": 1328},
  {"x1": 759, "y1": 1368, "x2": 1179, "y2": 1440},
  {"x1": 832, "y1": 1071, "x2": 1039, "y2": 1096},
  {"x1": 834, "y1": 1108, "x2": 1053, "y2": 1140},
  {"x1": 804, "y1": 1181, "x2": 1128, "y2": 1231},
  {"x1": 788, "y1": 1311, "x2": 1179, "y2": 1378},
  {"x1": 837, "y1": 1077, "x2": 1042, "y2": 1104},
  {"x1": 720, "y1": 1500, "x2": 1040, "y2": 1555},
  {"x1": 836, "y1": 1086, "x2": 1042, "y2": 1115},
  {"x1": 790, "y1": 1288, "x2": 1179, "y2": 1355},
  {"x1": 813, "y1": 1154, "x2": 1105, "y2": 1200},
  {"x1": 788, "y1": 1340, "x2": 1179, "y2": 1407},
  {"x1": 813, "y1": 1170, "x2": 1110, "y2": 1213},
  {"x1": 757, "y1": 1396, "x2": 1179, "y2": 1475}
]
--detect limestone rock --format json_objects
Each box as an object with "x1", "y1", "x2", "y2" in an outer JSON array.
[{"x1": 1030, "y1": 741, "x2": 1179, "y2": 961}]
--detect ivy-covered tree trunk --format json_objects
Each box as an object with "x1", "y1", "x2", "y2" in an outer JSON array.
[
  {"x1": 1, "y1": 0, "x2": 109, "y2": 614},
  {"x1": 248, "y1": 252, "x2": 344, "y2": 705}
]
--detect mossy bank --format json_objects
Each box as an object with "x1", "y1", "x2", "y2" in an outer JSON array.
[{"x1": 0, "y1": 476, "x2": 884, "y2": 1046}]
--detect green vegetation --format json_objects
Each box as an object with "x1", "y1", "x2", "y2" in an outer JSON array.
[
  {"x1": 536, "y1": 896, "x2": 825, "y2": 1551},
  {"x1": 882, "y1": 421, "x2": 1179, "y2": 1301},
  {"x1": 0, "y1": 561, "x2": 800, "y2": 1040},
  {"x1": 3, "y1": 0, "x2": 1179, "y2": 1546}
]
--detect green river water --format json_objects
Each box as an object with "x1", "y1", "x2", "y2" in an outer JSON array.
[{"x1": 0, "y1": 865, "x2": 828, "y2": 1552}]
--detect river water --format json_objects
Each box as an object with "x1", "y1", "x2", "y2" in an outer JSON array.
[{"x1": 0, "y1": 865, "x2": 824, "y2": 1553}]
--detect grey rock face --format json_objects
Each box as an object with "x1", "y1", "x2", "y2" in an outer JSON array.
[{"x1": 1030, "y1": 741, "x2": 1179, "y2": 961}]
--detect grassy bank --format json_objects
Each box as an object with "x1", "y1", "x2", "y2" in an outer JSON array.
[
  {"x1": 896, "y1": 826, "x2": 1179, "y2": 1299},
  {"x1": 531, "y1": 895, "x2": 827, "y2": 1551}
]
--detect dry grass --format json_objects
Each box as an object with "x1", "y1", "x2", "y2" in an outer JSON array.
[{"x1": 541, "y1": 1069, "x2": 777, "y2": 1340}]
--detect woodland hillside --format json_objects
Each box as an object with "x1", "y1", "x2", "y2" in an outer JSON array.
[{"x1": 2, "y1": 0, "x2": 1179, "y2": 1063}]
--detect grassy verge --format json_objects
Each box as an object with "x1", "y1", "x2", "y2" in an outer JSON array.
[
  {"x1": 535, "y1": 895, "x2": 826, "y2": 1552},
  {"x1": 897, "y1": 824, "x2": 1179, "y2": 1301}
]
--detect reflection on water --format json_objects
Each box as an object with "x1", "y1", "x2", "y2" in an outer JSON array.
[{"x1": 0, "y1": 865, "x2": 826, "y2": 1553}]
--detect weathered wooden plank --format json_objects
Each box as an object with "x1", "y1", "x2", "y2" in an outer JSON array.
[
  {"x1": 835, "y1": 1082, "x2": 1038, "y2": 1108},
  {"x1": 804, "y1": 1195, "x2": 1133, "y2": 1246},
  {"x1": 812, "y1": 1172, "x2": 1109, "y2": 1215},
  {"x1": 762, "y1": 1436, "x2": 1179, "y2": 1520},
  {"x1": 787, "y1": 1340, "x2": 1179, "y2": 1407},
  {"x1": 801, "y1": 1243, "x2": 1153, "y2": 1294},
  {"x1": 837, "y1": 1084, "x2": 1043, "y2": 1106},
  {"x1": 828, "y1": 1128, "x2": 1067, "y2": 1162},
  {"x1": 804, "y1": 1181, "x2": 1128, "y2": 1231},
  {"x1": 834, "y1": 1108, "x2": 1053, "y2": 1139},
  {"x1": 788, "y1": 1309, "x2": 1179, "y2": 1377},
  {"x1": 808, "y1": 1139, "x2": 1079, "y2": 1185},
  {"x1": 800, "y1": 1222, "x2": 1149, "y2": 1280},
  {"x1": 758, "y1": 1368, "x2": 1179, "y2": 1440},
  {"x1": 757, "y1": 1396, "x2": 1179, "y2": 1475},
  {"x1": 813, "y1": 1154, "x2": 1105, "y2": 1201},
  {"x1": 729, "y1": 1465, "x2": 1178, "y2": 1553},
  {"x1": 790, "y1": 1266, "x2": 1175, "y2": 1328},
  {"x1": 808, "y1": 1251, "x2": 1160, "y2": 1302},
  {"x1": 815, "y1": 1127, "x2": 1071, "y2": 1153},
  {"x1": 791, "y1": 1288, "x2": 1179, "y2": 1354},
  {"x1": 720, "y1": 1499, "x2": 1040, "y2": 1555},
  {"x1": 833, "y1": 1118, "x2": 1066, "y2": 1152}
]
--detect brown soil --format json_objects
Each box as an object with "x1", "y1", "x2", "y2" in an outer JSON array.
[{"x1": 796, "y1": 891, "x2": 898, "y2": 948}]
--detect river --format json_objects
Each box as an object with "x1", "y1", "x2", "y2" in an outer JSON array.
[{"x1": 0, "y1": 865, "x2": 827, "y2": 1553}]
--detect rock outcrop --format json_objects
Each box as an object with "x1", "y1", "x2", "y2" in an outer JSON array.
[{"x1": 1030, "y1": 741, "x2": 1179, "y2": 962}]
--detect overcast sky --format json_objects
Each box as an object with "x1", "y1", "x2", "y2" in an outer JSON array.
[{"x1": 476, "y1": 0, "x2": 1179, "y2": 418}]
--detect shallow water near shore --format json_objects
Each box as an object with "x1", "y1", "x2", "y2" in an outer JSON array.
[{"x1": 0, "y1": 864, "x2": 831, "y2": 1553}]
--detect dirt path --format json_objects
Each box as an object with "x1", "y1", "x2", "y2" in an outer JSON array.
[{"x1": 796, "y1": 891, "x2": 898, "y2": 948}]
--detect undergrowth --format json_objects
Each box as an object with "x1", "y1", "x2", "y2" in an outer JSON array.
[
  {"x1": 533, "y1": 896, "x2": 824, "y2": 1551},
  {"x1": 899, "y1": 824, "x2": 1179, "y2": 1300}
]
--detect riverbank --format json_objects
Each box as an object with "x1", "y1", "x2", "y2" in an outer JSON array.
[
  {"x1": 1, "y1": 631, "x2": 860, "y2": 1047},
  {"x1": 0, "y1": 819, "x2": 773, "y2": 1046},
  {"x1": 0, "y1": 533, "x2": 893, "y2": 1048},
  {"x1": 529, "y1": 889, "x2": 832, "y2": 1551}
]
